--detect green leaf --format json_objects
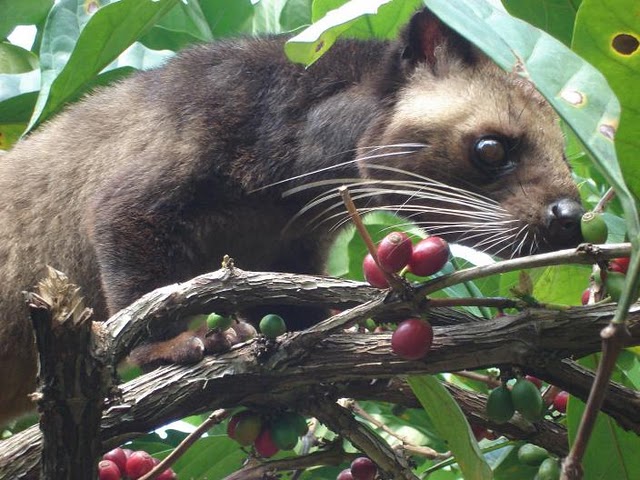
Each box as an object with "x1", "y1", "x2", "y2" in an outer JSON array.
[
  {"x1": 251, "y1": 0, "x2": 290, "y2": 33},
  {"x1": 139, "y1": 1, "x2": 212, "y2": 51},
  {"x1": 408, "y1": 375, "x2": 492, "y2": 480},
  {"x1": 573, "y1": 0, "x2": 640, "y2": 203},
  {"x1": 0, "y1": 0, "x2": 53, "y2": 39},
  {"x1": 285, "y1": 0, "x2": 393, "y2": 65},
  {"x1": 0, "y1": 42, "x2": 38, "y2": 73},
  {"x1": 27, "y1": 0, "x2": 178, "y2": 131},
  {"x1": 0, "y1": 70, "x2": 40, "y2": 103},
  {"x1": 312, "y1": 0, "x2": 421, "y2": 39},
  {"x1": 172, "y1": 435, "x2": 268, "y2": 478},
  {"x1": 279, "y1": 0, "x2": 313, "y2": 32},
  {"x1": 503, "y1": 0, "x2": 580, "y2": 46},
  {"x1": 568, "y1": 356, "x2": 640, "y2": 479},
  {"x1": 532, "y1": 264, "x2": 592, "y2": 305},
  {"x1": 0, "y1": 70, "x2": 40, "y2": 145},
  {"x1": 200, "y1": 0, "x2": 254, "y2": 37},
  {"x1": 571, "y1": 0, "x2": 640, "y2": 326}
]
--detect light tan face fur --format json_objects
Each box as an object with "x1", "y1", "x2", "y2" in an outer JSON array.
[{"x1": 357, "y1": 53, "x2": 579, "y2": 256}]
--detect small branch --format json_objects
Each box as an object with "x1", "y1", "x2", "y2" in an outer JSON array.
[
  {"x1": 453, "y1": 370, "x2": 500, "y2": 389},
  {"x1": 139, "y1": 409, "x2": 229, "y2": 480},
  {"x1": 417, "y1": 243, "x2": 632, "y2": 296},
  {"x1": 561, "y1": 323, "x2": 632, "y2": 480},
  {"x1": 339, "y1": 186, "x2": 379, "y2": 264},
  {"x1": 313, "y1": 400, "x2": 418, "y2": 480},
  {"x1": 593, "y1": 187, "x2": 615, "y2": 214},
  {"x1": 223, "y1": 440, "x2": 352, "y2": 480},
  {"x1": 348, "y1": 401, "x2": 445, "y2": 460}
]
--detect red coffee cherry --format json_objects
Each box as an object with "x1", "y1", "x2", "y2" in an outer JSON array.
[
  {"x1": 377, "y1": 231, "x2": 412, "y2": 273},
  {"x1": 363, "y1": 253, "x2": 389, "y2": 288},
  {"x1": 337, "y1": 468, "x2": 354, "y2": 480},
  {"x1": 350, "y1": 456, "x2": 377, "y2": 480},
  {"x1": 553, "y1": 391, "x2": 569, "y2": 413},
  {"x1": 408, "y1": 236, "x2": 449, "y2": 277},
  {"x1": 126, "y1": 451, "x2": 155, "y2": 479},
  {"x1": 254, "y1": 428, "x2": 279, "y2": 458},
  {"x1": 581, "y1": 288, "x2": 592, "y2": 305},
  {"x1": 102, "y1": 447, "x2": 127, "y2": 475},
  {"x1": 98, "y1": 460, "x2": 122, "y2": 480},
  {"x1": 609, "y1": 257, "x2": 630, "y2": 274},
  {"x1": 391, "y1": 318, "x2": 434, "y2": 360}
]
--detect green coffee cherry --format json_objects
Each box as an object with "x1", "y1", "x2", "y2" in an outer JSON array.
[
  {"x1": 536, "y1": 457, "x2": 561, "y2": 480},
  {"x1": 206, "y1": 313, "x2": 232, "y2": 331},
  {"x1": 580, "y1": 212, "x2": 608, "y2": 244},
  {"x1": 259, "y1": 314, "x2": 287, "y2": 339},
  {"x1": 281, "y1": 411, "x2": 308, "y2": 436},
  {"x1": 605, "y1": 271, "x2": 625, "y2": 303},
  {"x1": 486, "y1": 385, "x2": 515, "y2": 424},
  {"x1": 270, "y1": 415, "x2": 299, "y2": 450},
  {"x1": 517, "y1": 443, "x2": 549, "y2": 466},
  {"x1": 512, "y1": 378, "x2": 544, "y2": 422}
]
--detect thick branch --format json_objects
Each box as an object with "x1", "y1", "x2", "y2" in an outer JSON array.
[
  {"x1": 3, "y1": 299, "x2": 638, "y2": 479},
  {"x1": 28, "y1": 269, "x2": 108, "y2": 480}
]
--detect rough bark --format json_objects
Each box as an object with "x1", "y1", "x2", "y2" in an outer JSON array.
[{"x1": 1, "y1": 266, "x2": 638, "y2": 479}]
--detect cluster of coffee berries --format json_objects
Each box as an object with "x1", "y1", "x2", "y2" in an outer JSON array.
[
  {"x1": 390, "y1": 318, "x2": 434, "y2": 360},
  {"x1": 581, "y1": 256, "x2": 631, "y2": 305},
  {"x1": 99, "y1": 447, "x2": 176, "y2": 480},
  {"x1": 259, "y1": 313, "x2": 287, "y2": 339},
  {"x1": 227, "y1": 409, "x2": 308, "y2": 458},
  {"x1": 486, "y1": 377, "x2": 543, "y2": 424},
  {"x1": 337, "y1": 456, "x2": 377, "y2": 480},
  {"x1": 363, "y1": 232, "x2": 450, "y2": 288},
  {"x1": 517, "y1": 443, "x2": 560, "y2": 480}
]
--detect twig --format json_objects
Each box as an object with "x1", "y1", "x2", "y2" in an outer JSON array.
[
  {"x1": 348, "y1": 400, "x2": 445, "y2": 460},
  {"x1": 417, "y1": 243, "x2": 632, "y2": 296},
  {"x1": 339, "y1": 186, "x2": 408, "y2": 292},
  {"x1": 139, "y1": 409, "x2": 229, "y2": 480},
  {"x1": 453, "y1": 370, "x2": 500, "y2": 389},
  {"x1": 593, "y1": 187, "x2": 615, "y2": 214},
  {"x1": 561, "y1": 324, "x2": 632, "y2": 480}
]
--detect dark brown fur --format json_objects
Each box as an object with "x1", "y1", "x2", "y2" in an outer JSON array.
[{"x1": 0, "y1": 10, "x2": 582, "y2": 423}]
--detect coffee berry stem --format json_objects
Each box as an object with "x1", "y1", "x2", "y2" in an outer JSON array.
[
  {"x1": 339, "y1": 186, "x2": 405, "y2": 291},
  {"x1": 139, "y1": 409, "x2": 229, "y2": 480}
]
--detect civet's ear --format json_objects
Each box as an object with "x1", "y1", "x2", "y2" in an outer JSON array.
[{"x1": 400, "y1": 8, "x2": 478, "y2": 70}]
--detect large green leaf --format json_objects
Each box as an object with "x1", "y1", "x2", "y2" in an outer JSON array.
[
  {"x1": 0, "y1": 0, "x2": 53, "y2": 39},
  {"x1": 568, "y1": 356, "x2": 640, "y2": 479},
  {"x1": 279, "y1": 0, "x2": 313, "y2": 32},
  {"x1": 532, "y1": 264, "x2": 593, "y2": 305},
  {"x1": 408, "y1": 376, "x2": 493, "y2": 480},
  {"x1": 200, "y1": 0, "x2": 254, "y2": 37},
  {"x1": 311, "y1": 0, "x2": 421, "y2": 39},
  {"x1": 572, "y1": 0, "x2": 640, "y2": 204},
  {"x1": 0, "y1": 42, "x2": 38, "y2": 73},
  {"x1": 27, "y1": 0, "x2": 177, "y2": 131},
  {"x1": 139, "y1": 1, "x2": 213, "y2": 51},
  {"x1": 285, "y1": 0, "x2": 392, "y2": 65},
  {"x1": 503, "y1": 0, "x2": 580, "y2": 46}
]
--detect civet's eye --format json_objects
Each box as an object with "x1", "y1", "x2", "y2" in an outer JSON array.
[{"x1": 471, "y1": 136, "x2": 516, "y2": 176}]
